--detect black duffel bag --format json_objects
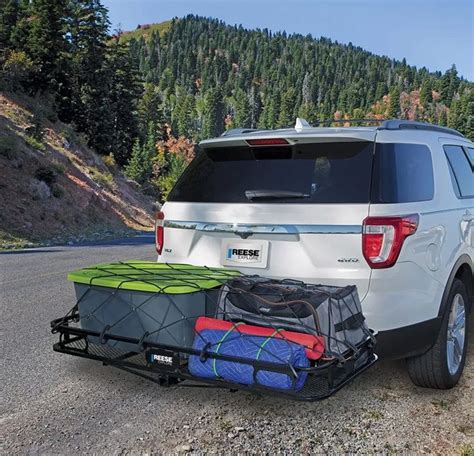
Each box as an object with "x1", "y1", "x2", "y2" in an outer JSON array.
[{"x1": 216, "y1": 276, "x2": 371, "y2": 358}]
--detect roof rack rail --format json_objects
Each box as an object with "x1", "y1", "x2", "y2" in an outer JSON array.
[
  {"x1": 221, "y1": 128, "x2": 267, "y2": 137},
  {"x1": 378, "y1": 120, "x2": 464, "y2": 138},
  {"x1": 220, "y1": 119, "x2": 464, "y2": 139},
  {"x1": 314, "y1": 118, "x2": 384, "y2": 126}
]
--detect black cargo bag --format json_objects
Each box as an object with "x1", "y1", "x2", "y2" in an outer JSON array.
[{"x1": 216, "y1": 276, "x2": 372, "y2": 358}]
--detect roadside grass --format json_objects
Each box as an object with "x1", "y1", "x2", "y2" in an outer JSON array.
[
  {"x1": 366, "y1": 410, "x2": 384, "y2": 420},
  {"x1": 25, "y1": 134, "x2": 45, "y2": 152},
  {"x1": 460, "y1": 443, "x2": 474, "y2": 456},
  {"x1": 0, "y1": 230, "x2": 33, "y2": 250},
  {"x1": 431, "y1": 399, "x2": 450, "y2": 412},
  {"x1": 219, "y1": 420, "x2": 233, "y2": 432},
  {"x1": 102, "y1": 153, "x2": 117, "y2": 169},
  {"x1": 89, "y1": 166, "x2": 115, "y2": 189}
]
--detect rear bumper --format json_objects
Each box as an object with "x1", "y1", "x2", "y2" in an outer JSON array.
[{"x1": 375, "y1": 316, "x2": 443, "y2": 360}]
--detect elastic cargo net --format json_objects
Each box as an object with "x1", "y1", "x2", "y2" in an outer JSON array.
[
  {"x1": 216, "y1": 276, "x2": 370, "y2": 359},
  {"x1": 51, "y1": 261, "x2": 376, "y2": 399}
]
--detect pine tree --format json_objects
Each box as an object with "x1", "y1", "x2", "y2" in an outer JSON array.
[
  {"x1": 259, "y1": 92, "x2": 280, "y2": 129},
  {"x1": 233, "y1": 88, "x2": 251, "y2": 128},
  {"x1": 107, "y1": 36, "x2": 142, "y2": 164},
  {"x1": 1, "y1": 1, "x2": 33, "y2": 90},
  {"x1": 455, "y1": 88, "x2": 474, "y2": 138},
  {"x1": 420, "y1": 79, "x2": 432, "y2": 105},
  {"x1": 124, "y1": 123, "x2": 156, "y2": 185},
  {"x1": 202, "y1": 87, "x2": 224, "y2": 138},
  {"x1": 9, "y1": 0, "x2": 31, "y2": 52},
  {"x1": 125, "y1": 138, "x2": 146, "y2": 183},
  {"x1": 447, "y1": 97, "x2": 462, "y2": 131},
  {"x1": 26, "y1": 0, "x2": 69, "y2": 93},
  {"x1": 66, "y1": 0, "x2": 110, "y2": 130},
  {"x1": 248, "y1": 84, "x2": 261, "y2": 128},
  {"x1": 463, "y1": 89, "x2": 474, "y2": 140},
  {"x1": 1, "y1": 49, "x2": 33, "y2": 91},
  {"x1": 302, "y1": 72, "x2": 311, "y2": 105},
  {"x1": 388, "y1": 86, "x2": 401, "y2": 119},
  {"x1": 298, "y1": 102, "x2": 318, "y2": 124},
  {"x1": 159, "y1": 67, "x2": 175, "y2": 92},
  {"x1": 173, "y1": 86, "x2": 194, "y2": 137},
  {"x1": 0, "y1": 0, "x2": 19, "y2": 51},
  {"x1": 438, "y1": 109, "x2": 448, "y2": 127},
  {"x1": 278, "y1": 88, "x2": 296, "y2": 127},
  {"x1": 144, "y1": 31, "x2": 161, "y2": 83},
  {"x1": 138, "y1": 83, "x2": 166, "y2": 140},
  {"x1": 440, "y1": 65, "x2": 458, "y2": 105}
]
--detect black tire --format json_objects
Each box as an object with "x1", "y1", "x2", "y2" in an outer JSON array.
[{"x1": 407, "y1": 278, "x2": 469, "y2": 389}]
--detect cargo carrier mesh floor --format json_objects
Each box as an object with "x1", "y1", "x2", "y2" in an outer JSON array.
[{"x1": 51, "y1": 261, "x2": 377, "y2": 401}]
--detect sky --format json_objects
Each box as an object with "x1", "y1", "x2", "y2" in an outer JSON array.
[{"x1": 103, "y1": 0, "x2": 474, "y2": 81}]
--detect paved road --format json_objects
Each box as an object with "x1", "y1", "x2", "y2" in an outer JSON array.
[{"x1": 1, "y1": 236, "x2": 473, "y2": 454}]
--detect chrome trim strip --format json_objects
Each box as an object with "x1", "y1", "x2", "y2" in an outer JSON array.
[{"x1": 163, "y1": 220, "x2": 362, "y2": 235}]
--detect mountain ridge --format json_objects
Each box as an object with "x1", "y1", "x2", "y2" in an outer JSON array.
[
  {"x1": 124, "y1": 15, "x2": 473, "y2": 141},
  {"x1": 123, "y1": 17, "x2": 469, "y2": 81}
]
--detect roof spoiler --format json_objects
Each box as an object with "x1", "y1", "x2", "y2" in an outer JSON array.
[{"x1": 378, "y1": 120, "x2": 464, "y2": 138}]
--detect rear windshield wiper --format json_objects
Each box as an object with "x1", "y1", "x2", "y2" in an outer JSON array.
[{"x1": 245, "y1": 190, "x2": 310, "y2": 201}]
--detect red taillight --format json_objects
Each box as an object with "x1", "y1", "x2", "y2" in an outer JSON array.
[
  {"x1": 362, "y1": 215, "x2": 418, "y2": 269},
  {"x1": 155, "y1": 211, "x2": 165, "y2": 254},
  {"x1": 246, "y1": 138, "x2": 289, "y2": 146}
]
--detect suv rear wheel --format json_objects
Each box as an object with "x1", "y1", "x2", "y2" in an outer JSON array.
[{"x1": 407, "y1": 278, "x2": 469, "y2": 389}]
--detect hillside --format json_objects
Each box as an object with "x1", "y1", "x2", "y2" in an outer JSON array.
[
  {"x1": 126, "y1": 16, "x2": 473, "y2": 141},
  {"x1": 118, "y1": 20, "x2": 172, "y2": 43},
  {"x1": 0, "y1": 93, "x2": 154, "y2": 249}
]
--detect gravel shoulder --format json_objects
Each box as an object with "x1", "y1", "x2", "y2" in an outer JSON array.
[{"x1": 1, "y1": 238, "x2": 473, "y2": 455}]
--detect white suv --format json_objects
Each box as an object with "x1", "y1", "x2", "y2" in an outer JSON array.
[{"x1": 156, "y1": 119, "x2": 474, "y2": 389}]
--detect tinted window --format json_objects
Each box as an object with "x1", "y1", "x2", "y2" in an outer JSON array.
[
  {"x1": 168, "y1": 142, "x2": 374, "y2": 203},
  {"x1": 444, "y1": 145, "x2": 474, "y2": 198},
  {"x1": 465, "y1": 147, "x2": 474, "y2": 167},
  {"x1": 371, "y1": 143, "x2": 434, "y2": 203}
]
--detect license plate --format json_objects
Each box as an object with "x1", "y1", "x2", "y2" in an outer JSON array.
[{"x1": 221, "y1": 239, "x2": 269, "y2": 268}]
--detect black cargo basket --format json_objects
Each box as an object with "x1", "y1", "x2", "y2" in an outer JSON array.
[{"x1": 51, "y1": 262, "x2": 377, "y2": 401}]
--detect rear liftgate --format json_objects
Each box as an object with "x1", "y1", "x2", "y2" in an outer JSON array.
[{"x1": 51, "y1": 261, "x2": 377, "y2": 401}]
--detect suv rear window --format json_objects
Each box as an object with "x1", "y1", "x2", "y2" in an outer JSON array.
[
  {"x1": 371, "y1": 143, "x2": 434, "y2": 203},
  {"x1": 168, "y1": 141, "x2": 435, "y2": 204},
  {"x1": 168, "y1": 142, "x2": 374, "y2": 204}
]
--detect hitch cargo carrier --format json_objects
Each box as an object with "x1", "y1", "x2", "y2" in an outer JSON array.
[{"x1": 51, "y1": 261, "x2": 377, "y2": 401}]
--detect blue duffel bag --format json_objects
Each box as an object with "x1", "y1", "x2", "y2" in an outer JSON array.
[{"x1": 188, "y1": 327, "x2": 309, "y2": 391}]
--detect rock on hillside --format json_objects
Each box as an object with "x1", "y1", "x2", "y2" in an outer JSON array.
[{"x1": 0, "y1": 93, "x2": 154, "y2": 249}]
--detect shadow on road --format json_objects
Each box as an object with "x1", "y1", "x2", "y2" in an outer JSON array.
[
  {"x1": 70, "y1": 233, "x2": 155, "y2": 248},
  {"x1": 0, "y1": 248, "x2": 65, "y2": 255}
]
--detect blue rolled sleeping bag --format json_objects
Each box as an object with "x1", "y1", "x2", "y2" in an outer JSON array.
[{"x1": 188, "y1": 328, "x2": 309, "y2": 391}]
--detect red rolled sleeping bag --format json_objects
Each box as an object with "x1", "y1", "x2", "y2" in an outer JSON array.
[{"x1": 195, "y1": 317, "x2": 325, "y2": 361}]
